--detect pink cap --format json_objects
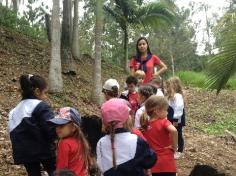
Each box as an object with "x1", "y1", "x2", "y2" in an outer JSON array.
[{"x1": 101, "y1": 98, "x2": 129, "y2": 128}]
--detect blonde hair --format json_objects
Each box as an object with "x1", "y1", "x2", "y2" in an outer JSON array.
[
  {"x1": 134, "y1": 70, "x2": 145, "y2": 78},
  {"x1": 166, "y1": 76, "x2": 183, "y2": 100},
  {"x1": 145, "y1": 95, "x2": 169, "y2": 118}
]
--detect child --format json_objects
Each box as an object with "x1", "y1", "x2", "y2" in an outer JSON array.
[
  {"x1": 134, "y1": 85, "x2": 154, "y2": 128},
  {"x1": 8, "y1": 74, "x2": 56, "y2": 176},
  {"x1": 142, "y1": 95, "x2": 178, "y2": 176},
  {"x1": 134, "y1": 70, "x2": 145, "y2": 87},
  {"x1": 189, "y1": 164, "x2": 226, "y2": 176},
  {"x1": 97, "y1": 98, "x2": 156, "y2": 176},
  {"x1": 48, "y1": 107, "x2": 91, "y2": 176},
  {"x1": 151, "y1": 77, "x2": 164, "y2": 97},
  {"x1": 166, "y1": 77, "x2": 185, "y2": 159},
  {"x1": 120, "y1": 76, "x2": 139, "y2": 116},
  {"x1": 102, "y1": 78, "x2": 120, "y2": 101}
]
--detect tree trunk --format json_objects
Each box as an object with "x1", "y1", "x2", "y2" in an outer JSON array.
[
  {"x1": 91, "y1": 0, "x2": 103, "y2": 105},
  {"x1": 61, "y1": 0, "x2": 76, "y2": 74},
  {"x1": 49, "y1": 0, "x2": 63, "y2": 93},
  {"x1": 124, "y1": 27, "x2": 129, "y2": 72},
  {"x1": 45, "y1": 13, "x2": 51, "y2": 42},
  {"x1": 69, "y1": 0, "x2": 73, "y2": 45},
  {"x1": 6, "y1": 0, "x2": 8, "y2": 7},
  {"x1": 170, "y1": 52, "x2": 175, "y2": 76},
  {"x1": 12, "y1": 0, "x2": 18, "y2": 12},
  {"x1": 72, "y1": 0, "x2": 80, "y2": 60}
]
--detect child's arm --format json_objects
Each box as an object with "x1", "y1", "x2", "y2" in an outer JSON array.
[
  {"x1": 57, "y1": 140, "x2": 69, "y2": 169},
  {"x1": 167, "y1": 124, "x2": 178, "y2": 152}
]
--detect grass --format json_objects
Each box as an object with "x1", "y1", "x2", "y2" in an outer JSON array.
[
  {"x1": 177, "y1": 71, "x2": 236, "y2": 90},
  {"x1": 204, "y1": 113, "x2": 236, "y2": 135}
]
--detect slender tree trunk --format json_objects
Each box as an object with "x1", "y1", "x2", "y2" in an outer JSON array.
[
  {"x1": 12, "y1": 0, "x2": 18, "y2": 12},
  {"x1": 92, "y1": 0, "x2": 103, "y2": 105},
  {"x1": 69, "y1": 0, "x2": 73, "y2": 45},
  {"x1": 124, "y1": 26, "x2": 129, "y2": 72},
  {"x1": 6, "y1": 0, "x2": 8, "y2": 7},
  {"x1": 45, "y1": 13, "x2": 51, "y2": 42},
  {"x1": 61, "y1": 0, "x2": 76, "y2": 74},
  {"x1": 72, "y1": 0, "x2": 80, "y2": 60},
  {"x1": 49, "y1": 0, "x2": 63, "y2": 93},
  {"x1": 204, "y1": 5, "x2": 212, "y2": 55},
  {"x1": 170, "y1": 52, "x2": 175, "y2": 76}
]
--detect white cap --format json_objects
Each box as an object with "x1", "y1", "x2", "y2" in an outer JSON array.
[{"x1": 103, "y1": 79, "x2": 120, "y2": 91}]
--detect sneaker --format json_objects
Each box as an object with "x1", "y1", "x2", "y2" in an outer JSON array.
[{"x1": 174, "y1": 152, "x2": 183, "y2": 159}]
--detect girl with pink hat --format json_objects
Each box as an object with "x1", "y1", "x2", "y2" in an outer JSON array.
[{"x1": 96, "y1": 98, "x2": 156, "y2": 176}]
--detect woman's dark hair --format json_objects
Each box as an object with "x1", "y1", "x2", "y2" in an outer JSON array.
[
  {"x1": 126, "y1": 76, "x2": 138, "y2": 86},
  {"x1": 136, "y1": 37, "x2": 152, "y2": 58},
  {"x1": 147, "y1": 83, "x2": 157, "y2": 94},
  {"x1": 189, "y1": 164, "x2": 225, "y2": 176},
  {"x1": 19, "y1": 74, "x2": 47, "y2": 99},
  {"x1": 138, "y1": 85, "x2": 154, "y2": 100}
]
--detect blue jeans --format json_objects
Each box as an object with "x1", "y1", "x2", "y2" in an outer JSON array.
[{"x1": 177, "y1": 125, "x2": 184, "y2": 152}]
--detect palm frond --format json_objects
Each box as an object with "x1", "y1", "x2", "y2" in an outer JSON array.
[
  {"x1": 205, "y1": 27, "x2": 236, "y2": 93},
  {"x1": 135, "y1": 3, "x2": 176, "y2": 28}
]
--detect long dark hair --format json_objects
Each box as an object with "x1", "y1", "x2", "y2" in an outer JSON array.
[
  {"x1": 136, "y1": 37, "x2": 152, "y2": 59},
  {"x1": 19, "y1": 74, "x2": 47, "y2": 99}
]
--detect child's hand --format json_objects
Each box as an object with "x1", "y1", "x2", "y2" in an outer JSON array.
[
  {"x1": 173, "y1": 122, "x2": 178, "y2": 127},
  {"x1": 165, "y1": 145, "x2": 177, "y2": 152},
  {"x1": 145, "y1": 169, "x2": 152, "y2": 176}
]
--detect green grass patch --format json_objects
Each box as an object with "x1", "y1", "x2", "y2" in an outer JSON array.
[
  {"x1": 177, "y1": 71, "x2": 236, "y2": 90},
  {"x1": 203, "y1": 113, "x2": 236, "y2": 135}
]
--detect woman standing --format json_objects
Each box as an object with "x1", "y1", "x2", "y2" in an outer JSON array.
[{"x1": 130, "y1": 37, "x2": 167, "y2": 84}]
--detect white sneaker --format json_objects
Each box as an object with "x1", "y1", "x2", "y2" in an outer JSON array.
[{"x1": 174, "y1": 152, "x2": 183, "y2": 159}]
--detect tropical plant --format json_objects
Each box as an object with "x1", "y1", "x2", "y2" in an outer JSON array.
[
  {"x1": 104, "y1": 0, "x2": 175, "y2": 71},
  {"x1": 205, "y1": 10, "x2": 236, "y2": 93}
]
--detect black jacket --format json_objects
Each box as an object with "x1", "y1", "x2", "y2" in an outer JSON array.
[{"x1": 8, "y1": 98, "x2": 56, "y2": 164}]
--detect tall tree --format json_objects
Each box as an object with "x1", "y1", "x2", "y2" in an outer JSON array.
[
  {"x1": 104, "y1": 0, "x2": 175, "y2": 71},
  {"x1": 61, "y1": 0, "x2": 76, "y2": 74},
  {"x1": 49, "y1": 0, "x2": 63, "y2": 93},
  {"x1": 91, "y1": 0, "x2": 103, "y2": 105},
  {"x1": 12, "y1": 0, "x2": 19, "y2": 12},
  {"x1": 72, "y1": 0, "x2": 80, "y2": 60}
]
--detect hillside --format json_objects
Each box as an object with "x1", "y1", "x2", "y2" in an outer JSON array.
[{"x1": 0, "y1": 26, "x2": 235, "y2": 176}]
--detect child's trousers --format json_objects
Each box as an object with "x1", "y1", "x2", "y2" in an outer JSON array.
[
  {"x1": 24, "y1": 158, "x2": 56, "y2": 176},
  {"x1": 177, "y1": 125, "x2": 184, "y2": 153}
]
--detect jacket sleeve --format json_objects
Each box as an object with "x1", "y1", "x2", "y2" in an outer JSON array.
[
  {"x1": 135, "y1": 137, "x2": 157, "y2": 169},
  {"x1": 33, "y1": 102, "x2": 57, "y2": 141}
]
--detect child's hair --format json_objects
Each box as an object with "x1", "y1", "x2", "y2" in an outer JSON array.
[
  {"x1": 108, "y1": 121, "x2": 118, "y2": 169},
  {"x1": 145, "y1": 95, "x2": 169, "y2": 118},
  {"x1": 124, "y1": 115, "x2": 133, "y2": 131},
  {"x1": 152, "y1": 76, "x2": 162, "y2": 85},
  {"x1": 166, "y1": 76, "x2": 183, "y2": 100},
  {"x1": 72, "y1": 124, "x2": 91, "y2": 170},
  {"x1": 146, "y1": 83, "x2": 157, "y2": 94},
  {"x1": 126, "y1": 76, "x2": 138, "y2": 86},
  {"x1": 134, "y1": 70, "x2": 145, "y2": 78},
  {"x1": 54, "y1": 169, "x2": 76, "y2": 176},
  {"x1": 189, "y1": 164, "x2": 226, "y2": 176},
  {"x1": 138, "y1": 85, "x2": 154, "y2": 100},
  {"x1": 102, "y1": 86, "x2": 119, "y2": 98},
  {"x1": 19, "y1": 74, "x2": 47, "y2": 99}
]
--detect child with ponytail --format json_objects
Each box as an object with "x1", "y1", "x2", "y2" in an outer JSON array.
[
  {"x1": 97, "y1": 98, "x2": 156, "y2": 176},
  {"x1": 8, "y1": 74, "x2": 56, "y2": 176},
  {"x1": 48, "y1": 107, "x2": 91, "y2": 176}
]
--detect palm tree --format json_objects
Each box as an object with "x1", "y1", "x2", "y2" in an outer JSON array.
[
  {"x1": 104, "y1": 0, "x2": 175, "y2": 71},
  {"x1": 205, "y1": 11, "x2": 236, "y2": 93},
  {"x1": 92, "y1": 0, "x2": 103, "y2": 105},
  {"x1": 49, "y1": 0, "x2": 63, "y2": 93}
]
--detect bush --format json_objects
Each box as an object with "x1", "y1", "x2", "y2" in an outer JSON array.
[
  {"x1": 177, "y1": 71, "x2": 236, "y2": 90},
  {"x1": 0, "y1": 5, "x2": 47, "y2": 41}
]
